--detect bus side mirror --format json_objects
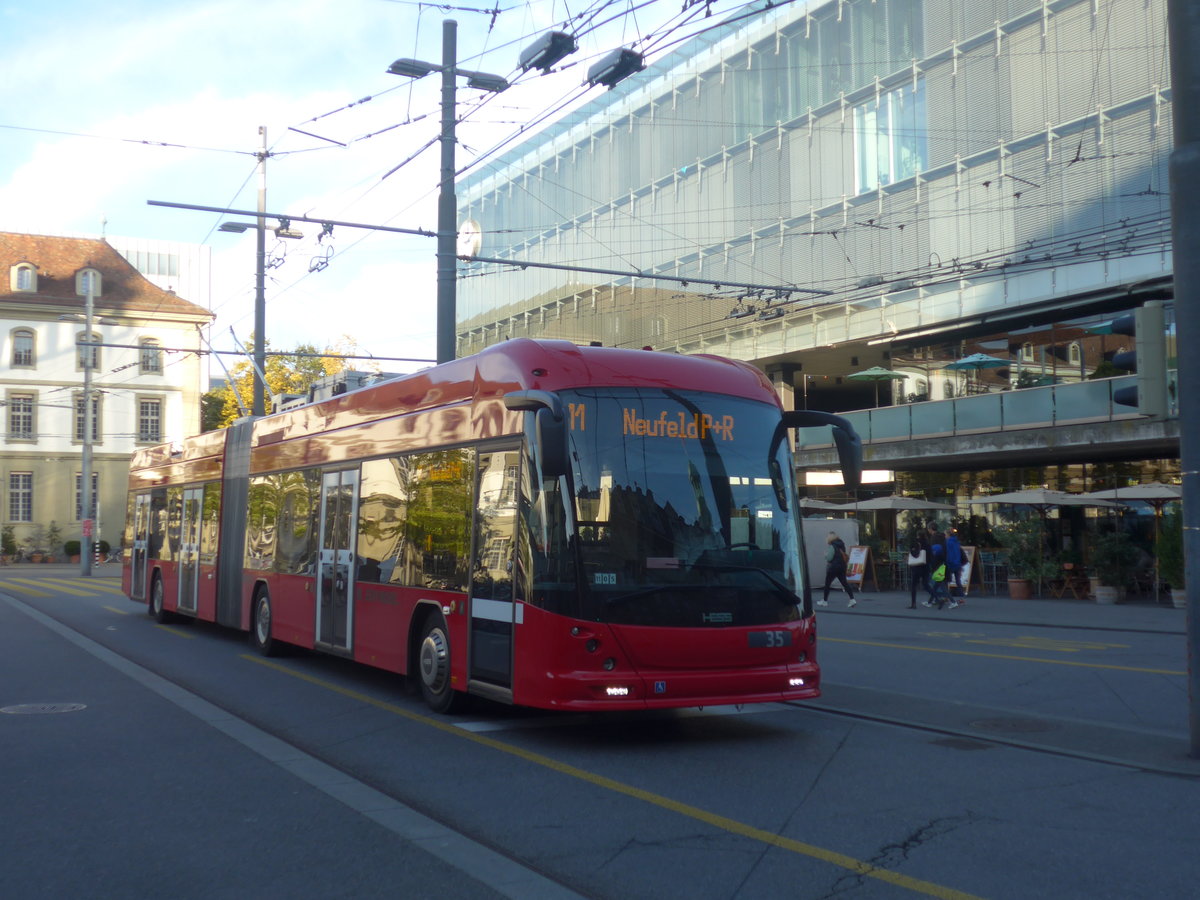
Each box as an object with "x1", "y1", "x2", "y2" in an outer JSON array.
[
  {"x1": 780, "y1": 410, "x2": 863, "y2": 489},
  {"x1": 504, "y1": 390, "x2": 569, "y2": 478}
]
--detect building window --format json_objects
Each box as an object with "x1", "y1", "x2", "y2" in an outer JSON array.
[
  {"x1": 73, "y1": 393, "x2": 101, "y2": 443},
  {"x1": 1068, "y1": 342, "x2": 1081, "y2": 365},
  {"x1": 853, "y1": 78, "x2": 927, "y2": 194},
  {"x1": 75, "y1": 472, "x2": 99, "y2": 521},
  {"x1": 76, "y1": 268, "x2": 101, "y2": 297},
  {"x1": 8, "y1": 392, "x2": 35, "y2": 441},
  {"x1": 10, "y1": 263, "x2": 37, "y2": 292},
  {"x1": 139, "y1": 339, "x2": 163, "y2": 374},
  {"x1": 76, "y1": 332, "x2": 101, "y2": 371},
  {"x1": 11, "y1": 328, "x2": 35, "y2": 367},
  {"x1": 138, "y1": 398, "x2": 163, "y2": 443},
  {"x1": 1021, "y1": 342, "x2": 1035, "y2": 362},
  {"x1": 9, "y1": 472, "x2": 32, "y2": 522}
]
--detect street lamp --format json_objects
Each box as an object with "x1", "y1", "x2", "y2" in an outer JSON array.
[{"x1": 387, "y1": 19, "x2": 509, "y2": 365}]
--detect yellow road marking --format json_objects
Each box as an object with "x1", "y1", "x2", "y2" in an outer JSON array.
[
  {"x1": 155, "y1": 624, "x2": 194, "y2": 639},
  {"x1": 244, "y1": 654, "x2": 984, "y2": 900},
  {"x1": 822, "y1": 637, "x2": 1184, "y2": 676},
  {"x1": 103, "y1": 605, "x2": 130, "y2": 616},
  {"x1": 964, "y1": 636, "x2": 1127, "y2": 652},
  {"x1": 0, "y1": 580, "x2": 53, "y2": 597},
  {"x1": 42, "y1": 578, "x2": 127, "y2": 595},
  {"x1": 2, "y1": 577, "x2": 97, "y2": 597}
]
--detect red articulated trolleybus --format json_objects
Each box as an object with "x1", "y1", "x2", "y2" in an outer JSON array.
[{"x1": 122, "y1": 339, "x2": 861, "y2": 713}]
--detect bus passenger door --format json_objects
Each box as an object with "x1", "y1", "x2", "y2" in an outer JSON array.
[
  {"x1": 177, "y1": 487, "x2": 203, "y2": 614},
  {"x1": 469, "y1": 448, "x2": 522, "y2": 692},
  {"x1": 130, "y1": 494, "x2": 151, "y2": 600},
  {"x1": 316, "y1": 469, "x2": 358, "y2": 652}
]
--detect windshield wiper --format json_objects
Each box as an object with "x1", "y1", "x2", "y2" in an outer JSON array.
[{"x1": 686, "y1": 561, "x2": 799, "y2": 606}]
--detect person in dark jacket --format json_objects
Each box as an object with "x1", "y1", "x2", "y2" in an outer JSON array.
[
  {"x1": 945, "y1": 527, "x2": 965, "y2": 607},
  {"x1": 817, "y1": 531, "x2": 857, "y2": 608},
  {"x1": 923, "y1": 522, "x2": 950, "y2": 608}
]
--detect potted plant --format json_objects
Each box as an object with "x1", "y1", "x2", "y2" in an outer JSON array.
[
  {"x1": 1, "y1": 525, "x2": 15, "y2": 564},
  {"x1": 44, "y1": 520, "x2": 63, "y2": 563},
  {"x1": 1089, "y1": 530, "x2": 1139, "y2": 604},
  {"x1": 64, "y1": 540, "x2": 82, "y2": 564},
  {"x1": 1158, "y1": 508, "x2": 1185, "y2": 608},
  {"x1": 25, "y1": 523, "x2": 46, "y2": 563},
  {"x1": 996, "y1": 517, "x2": 1058, "y2": 598}
]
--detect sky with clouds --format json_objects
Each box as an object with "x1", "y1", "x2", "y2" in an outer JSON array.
[{"x1": 1, "y1": 0, "x2": 742, "y2": 376}]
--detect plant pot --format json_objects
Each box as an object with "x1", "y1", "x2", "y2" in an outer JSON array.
[
  {"x1": 69, "y1": 555, "x2": 80, "y2": 564},
  {"x1": 1093, "y1": 584, "x2": 1120, "y2": 605},
  {"x1": 1007, "y1": 578, "x2": 1032, "y2": 599},
  {"x1": 30, "y1": 553, "x2": 42, "y2": 563},
  {"x1": 1170, "y1": 585, "x2": 1187, "y2": 609}
]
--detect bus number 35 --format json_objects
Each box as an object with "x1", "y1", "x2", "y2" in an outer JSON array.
[{"x1": 748, "y1": 630, "x2": 792, "y2": 648}]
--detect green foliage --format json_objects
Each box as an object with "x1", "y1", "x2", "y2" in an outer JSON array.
[
  {"x1": 1, "y1": 525, "x2": 15, "y2": 556},
  {"x1": 64, "y1": 540, "x2": 81, "y2": 557},
  {"x1": 44, "y1": 521, "x2": 63, "y2": 556},
  {"x1": 207, "y1": 333, "x2": 355, "y2": 429},
  {"x1": 1090, "y1": 530, "x2": 1139, "y2": 588},
  {"x1": 1158, "y1": 508, "x2": 1184, "y2": 588},
  {"x1": 996, "y1": 517, "x2": 1058, "y2": 582}
]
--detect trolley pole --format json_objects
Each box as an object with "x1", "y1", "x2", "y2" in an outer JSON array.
[
  {"x1": 253, "y1": 125, "x2": 268, "y2": 416},
  {"x1": 1167, "y1": 0, "x2": 1200, "y2": 757}
]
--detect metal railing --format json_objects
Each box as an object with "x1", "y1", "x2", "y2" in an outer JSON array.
[{"x1": 797, "y1": 375, "x2": 1141, "y2": 448}]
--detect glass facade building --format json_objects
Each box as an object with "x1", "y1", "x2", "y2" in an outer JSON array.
[{"x1": 456, "y1": 0, "x2": 1177, "y2": 529}]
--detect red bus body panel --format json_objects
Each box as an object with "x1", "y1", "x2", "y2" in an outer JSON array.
[{"x1": 124, "y1": 340, "x2": 815, "y2": 712}]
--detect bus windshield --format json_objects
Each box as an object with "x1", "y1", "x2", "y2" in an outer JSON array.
[{"x1": 529, "y1": 387, "x2": 807, "y2": 628}]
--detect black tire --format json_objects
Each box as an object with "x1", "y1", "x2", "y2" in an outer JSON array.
[
  {"x1": 250, "y1": 589, "x2": 280, "y2": 657},
  {"x1": 417, "y1": 613, "x2": 464, "y2": 713},
  {"x1": 148, "y1": 574, "x2": 171, "y2": 623}
]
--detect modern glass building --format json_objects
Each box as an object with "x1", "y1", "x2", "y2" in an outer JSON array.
[{"x1": 456, "y1": 0, "x2": 1177, "y2": 544}]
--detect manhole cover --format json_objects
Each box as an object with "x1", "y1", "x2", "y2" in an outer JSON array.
[
  {"x1": 969, "y1": 717, "x2": 1055, "y2": 734},
  {"x1": 0, "y1": 703, "x2": 87, "y2": 715}
]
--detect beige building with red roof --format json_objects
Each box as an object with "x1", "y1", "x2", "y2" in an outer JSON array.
[{"x1": 2, "y1": 232, "x2": 212, "y2": 558}]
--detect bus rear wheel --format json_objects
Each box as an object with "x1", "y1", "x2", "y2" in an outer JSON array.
[
  {"x1": 148, "y1": 574, "x2": 171, "y2": 623},
  {"x1": 250, "y1": 589, "x2": 279, "y2": 657},
  {"x1": 418, "y1": 614, "x2": 464, "y2": 713}
]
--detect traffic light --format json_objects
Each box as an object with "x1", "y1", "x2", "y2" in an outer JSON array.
[{"x1": 1110, "y1": 300, "x2": 1166, "y2": 417}]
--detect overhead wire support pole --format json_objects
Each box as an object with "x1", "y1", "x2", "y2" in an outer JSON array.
[
  {"x1": 80, "y1": 278, "x2": 95, "y2": 578},
  {"x1": 1166, "y1": 0, "x2": 1200, "y2": 759},
  {"x1": 437, "y1": 19, "x2": 459, "y2": 365},
  {"x1": 254, "y1": 125, "x2": 267, "y2": 416}
]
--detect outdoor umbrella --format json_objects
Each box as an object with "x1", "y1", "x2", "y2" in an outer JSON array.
[
  {"x1": 970, "y1": 490, "x2": 1119, "y2": 592},
  {"x1": 846, "y1": 366, "x2": 906, "y2": 406},
  {"x1": 968, "y1": 489, "x2": 1118, "y2": 513},
  {"x1": 945, "y1": 353, "x2": 1009, "y2": 394},
  {"x1": 945, "y1": 353, "x2": 1009, "y2": 371},
  {"x1": 847, "y1": 495, "x2": 954, "y2": 550},
  {"x1": 799, "y1": 498, "x2": 852, "y2": 512},
  {"x1": 1078, "y1": 483, "x2": 1182, "y2": 602}
]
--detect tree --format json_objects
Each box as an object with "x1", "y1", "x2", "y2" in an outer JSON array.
[{"x1": 206, "y1": 334, "x2": 351, "y2": 429}]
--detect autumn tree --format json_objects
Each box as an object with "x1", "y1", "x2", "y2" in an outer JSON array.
[{"x1": 203, "y1": 334, "x2": 358, "y2": 430}]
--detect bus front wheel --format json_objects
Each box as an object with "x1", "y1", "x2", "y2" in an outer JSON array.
[
  {"x1": 418, "y1": 614, "x2": 464, "y2": 713},
  {"x1": 251, "y1": 590, "x2": 279, "y2": 657}
]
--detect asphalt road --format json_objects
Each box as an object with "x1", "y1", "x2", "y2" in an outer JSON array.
[{"x1": 2, "y1": 567, "x2": 1197, "y2": 900}]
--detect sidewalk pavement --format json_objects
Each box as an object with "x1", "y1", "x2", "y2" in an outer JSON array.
[{"x1": 817, "y1": 585, "x2": 1187, "y2": 634}]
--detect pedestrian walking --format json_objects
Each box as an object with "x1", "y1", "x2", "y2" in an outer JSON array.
[
  {"x1": 817, "y1": 531, "x2": 857, "y2": 608},
  {"x1": 906, "y1": 538, "x2": 928, "y2": 609},
  {"x1": 945, "y1": 527, "x2": 965, "y2": 607},
  {"x1": 923, "y1": 522, "x2": 952, "y2": 609}
]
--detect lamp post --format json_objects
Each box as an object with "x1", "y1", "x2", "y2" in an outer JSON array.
[{"x1": 388, "y1": 19, "x2": 508, "y2": 364}]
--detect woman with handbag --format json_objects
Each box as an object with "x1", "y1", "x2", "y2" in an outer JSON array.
[{"x1": 906, "y1": 538, "x2": 929, "y2": 609}]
